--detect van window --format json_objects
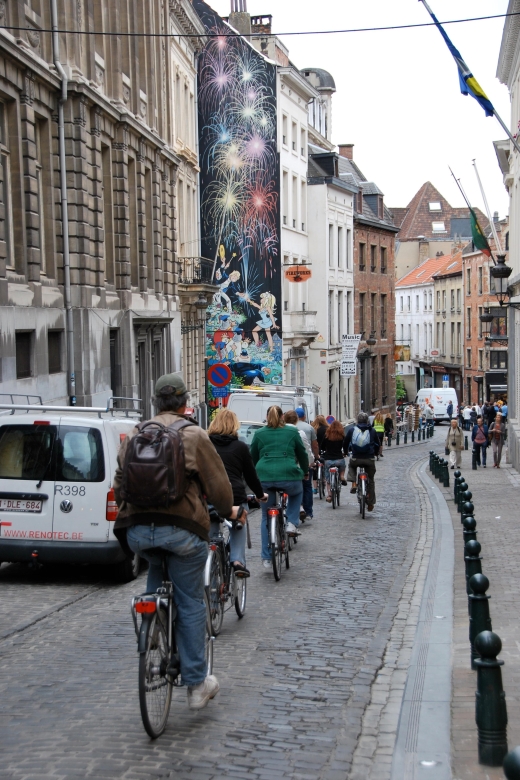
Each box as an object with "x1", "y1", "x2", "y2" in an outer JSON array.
[
  {"x1": 0, "y1": 424, "x2": 57, "y2": 480},
  {"x1": 57, "y1": 427, "x2": 105, "y2": 482}
]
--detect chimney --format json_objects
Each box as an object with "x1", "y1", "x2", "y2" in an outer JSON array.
[
  {"x1": 493, "y1": 210, "x2": 499, "y2": 223},
  {"x1": 338, "y1": 144, "x2": 354, "y2": 160},
  {"x1": 229, "y1": 0, "x2": 251, "y2": 36}
]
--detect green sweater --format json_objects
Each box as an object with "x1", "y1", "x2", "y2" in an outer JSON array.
[{"x1": 250, "y1": 425, "x2": 309, "y2": 483}]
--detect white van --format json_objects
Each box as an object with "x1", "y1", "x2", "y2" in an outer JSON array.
[
  {"x1": 227, "y1": 387, "x2": 314, "y2": 423},
  {"x1": 414, "y1": 388, "x2": 459, "y2": 423},
  {"x1": 0, "y1": 401, "x2": 141, "y2": 581}
]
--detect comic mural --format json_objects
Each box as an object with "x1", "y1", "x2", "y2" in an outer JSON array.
[{"x1": 194, "y1": 0, "x2": 282, "y2": 418}]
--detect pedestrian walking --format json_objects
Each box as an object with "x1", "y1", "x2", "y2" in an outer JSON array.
[
  {"x1": 469, "y1": 406, "x2": 478, "y2": 427},
  {"x1": 373, "y1": 411, "x2": 385, "y2": 459},
  {"x1": 445, "y1": 418, "x2": 464, "y2": 468},
  {"x1": 114, "y1": 372, "x2": 233, "y2": 710},
  {"x1": 384, "y1": 413, "x2": 394, "y2": 445},
  {"x1": 471, "y1": 416, "x2": 489, "y2": 468},
  {"x1": 463, "y1": 405, "x2": 472, "y2": 431},
  {"x1": 295, "y1": 407, "x2": 319, "y2": 521},
  {"x1": 501, "y1": 402, "x2": 508, "y2": 422},
  {"x1": 446, "y1": 400, "x2": 454, "y2": 420},
  {"x1": 489, "y1": 412, "x2": 506, "y2": 468},
  {"x1": 250, "y1": 405, "x2": 309, "y2": 566},
  {"x1": 487, "y1": 401, "x2": 497, "y2": 427}
]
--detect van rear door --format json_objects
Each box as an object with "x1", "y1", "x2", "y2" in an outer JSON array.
[
  {"x1": 0, "y1": 421, "x2": 56, "y2": 543},
  {"x1": 52, "y1": 423, "x2": 110, "y2": 543}
]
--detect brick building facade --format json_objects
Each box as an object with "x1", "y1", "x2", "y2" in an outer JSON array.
[
  {"x1": 0, "y1": 0, "x2": 212, "y2": 419},
  {"x1": 336, "y1": 146, "x2": 398, "y2": 415}
]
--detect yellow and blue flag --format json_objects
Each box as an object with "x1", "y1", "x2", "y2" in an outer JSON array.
[{"x1": 423, "y1": 4, "x2": 495, "y2": 117}]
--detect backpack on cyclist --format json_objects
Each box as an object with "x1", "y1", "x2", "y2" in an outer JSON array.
[
  {"x1": 351, "y1": 426, "x2": 372, "y2": 457},
  {"x1": 120, "y1": 419, "x2": 193, "y2": 508}
]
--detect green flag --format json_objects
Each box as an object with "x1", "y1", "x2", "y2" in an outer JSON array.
[{"x1": 470, "y1": 208, "x2": 491, "y2": 257}]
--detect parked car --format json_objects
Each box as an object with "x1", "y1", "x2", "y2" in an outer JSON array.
[{"x1": 0, "y1": 399, "x2": 141, "y2": 581}]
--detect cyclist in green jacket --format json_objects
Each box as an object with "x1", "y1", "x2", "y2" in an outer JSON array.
[{"x1": 250, "y1": 405, "x2": 309, "y2": 569}]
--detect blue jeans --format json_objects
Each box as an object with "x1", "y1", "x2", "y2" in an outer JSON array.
[
  {"x1": 210, "y1": 520, "x2": 246, "y2": 566},
  {"x1": 474, "y1": 442, "x2": 487, "y2": 466},
  {"x1": 260, "y1": 480, "x2": 303, "y2": 560},
  {"x1": 302, "y1": 474, "x2": 313, "y2": 518},
  {"x1": 325, "y1": 458, "x2": 346, "y2": 481},
  {"x1": 126, "y1": 524, "x2": 208, "y2": 686}
]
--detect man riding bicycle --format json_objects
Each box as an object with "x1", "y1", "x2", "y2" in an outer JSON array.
[
  {"x1": 113, "y1": 372, "x2": 234, "y2": 710},
  {"x1": 344, "y1": 412, "x2": 380, "y2": 512}
]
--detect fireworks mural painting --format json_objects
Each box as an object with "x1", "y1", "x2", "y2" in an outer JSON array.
[{"x1": 194, "y1": 0, "x2": 282, "y2": 416}]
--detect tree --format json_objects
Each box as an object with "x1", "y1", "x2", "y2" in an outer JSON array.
[{"x1": 396, "y1": 375, "x2": 406, "y2": 402}]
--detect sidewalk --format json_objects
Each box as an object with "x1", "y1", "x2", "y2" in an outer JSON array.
[{"x1": 431, "y1": 445, "x2": 520, "y2": 779}]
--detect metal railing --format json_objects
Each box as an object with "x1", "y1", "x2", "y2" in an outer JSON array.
[{"x1": 177, "y1": 257, "x2": 215, "y2": 286}]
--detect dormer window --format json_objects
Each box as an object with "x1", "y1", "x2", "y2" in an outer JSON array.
[
  {"x1": 429, "y1": 202, "x2": 442, "y2": 211},
  {"x1": 432, "y1": 221, "x2": 446, "y2": 233},
  {"x1": 378, "y1": 196, "x2": 384, "y2": 219}
]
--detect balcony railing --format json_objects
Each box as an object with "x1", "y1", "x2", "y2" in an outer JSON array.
[{"x1": 177, "y1": 257, "x2": 215, "y2": 286}]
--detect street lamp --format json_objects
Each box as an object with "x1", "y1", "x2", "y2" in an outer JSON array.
[
  {"x1": 490, "y1": 254, "x2": 513, "y2": 307},
  {"x1": 479, "y1": 306, "x2": 508, "y2": 347}
]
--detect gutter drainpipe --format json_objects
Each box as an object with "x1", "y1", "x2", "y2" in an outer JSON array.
[{"x1": 51, "y1": 0, "x2": 76, "y2": 405}]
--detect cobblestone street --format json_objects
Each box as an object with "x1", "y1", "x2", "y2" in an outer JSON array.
[{"x1": 0, "y1": 440, "x2": 434, "y2": 780}]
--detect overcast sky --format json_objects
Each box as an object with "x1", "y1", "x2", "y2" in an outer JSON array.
[{"x1": 205, "y1": 0, "x2": 511, "y2": 219}]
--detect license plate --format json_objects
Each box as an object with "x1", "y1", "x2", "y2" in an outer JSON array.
[{"x1": 0, "y1": 498, "x2": 42, "y2": 513}]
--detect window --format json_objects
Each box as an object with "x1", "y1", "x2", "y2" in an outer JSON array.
[
  {"x1": 16, "y1": 332, "x2": 32, "y2": 379},
  {"x1": 102, "y1": 144, "x2": 115, "y2": 285},
  {"x1": 329, "y1": 224, "x2": 334, "y2": 266},
  {"x1": 48, "y1": 331, "x2": 62, "y2": 374},
  {"x1": 442, "y1": 322, "x2": 446, "y2": 355},
  {"x1": 424, "y1": 291, "x2": 428, "y2": 310},
  {"x1": 282, "y1": 114, "x2": 288, "y2": 146},
  {"x1": 346, "y1": 229, "x2": 351, "y2": 269},
  {"x1": 57, "y1": 426, "x2": 105, "y2": 482},
  {"x1": 371, "y1": 356, "x2": 377, "y2": 408},
  {"x1": 490, "y1": 351, "x2": 507, "y2": 369},
  {"x1": 380, "y1": 246, "x2": 387, "y2": 273},
  {"x1": 450, "y1": 322, "x2": 455, "y2": 355},
  {"x1": 145, "y1": 168, "x2": 154, "y2": 289},
  {"x1": 292, "y1": 121, "x2": 297, "y2": 152},
  {"x1": 359, "y1": 242, "x2": 366, "y2": 271},
  {"x1": 478, "y1": 306, "x2": 482, "y2": 338},
  {"x1": 415, "y1": 324, "x2": 419, "y2": 356},
  {"x1": 381, "y1": 355, "x2": 388, "y2": 404},
  {"x1": 456, "y1": 288, "x2": 461, "y2": 311},
  {"x1": 370, "y1": 245, "x2": 377, "y2": 272},
  {"x1": 450, "y1": 289, "x2": 455, "y2": 311},
  {"x1": 300, "y1": 127, "x2": 306, "y2": 157},
  {"x1": 436, "y1": 322, "x2": 440, "y2": 350},
  {"x1": 128, "y1": 157, "x2": 138, "y2": 286},
  {"x1": 478, "y1": 266, "x2": 483, "y2": 295},
  {"x1": 400, "y1": 295, "x2": 403, "y2": 312},
  {"x1": 432, "y1": 221, "x2": 446, "y2": 232},
  {"x1": 466, "y1": 307, "x2": 471, "y2": 339},
  {"x1": 380, "y1": 295, "x2": 387, "y2": 338},
  {"x1": 466, "y1": 268, "x2": 471, "y2": 294},
  {"x1": 490, "y1": 308, "x2": 507, "y2": 337},
  {"x1": 424, "y1": 323, "x2": 428, "y2": 354},
  {"x1": 0, "y1": 102, "x2": 14, "y2": 270},
  {"x1": 338, "y1": 226, "x2": 344, "y2": 266},
  {"x1": 337, "y1": 292, "x2": 343, "y2": 343},
  {"x1": 329, "y1": 290, "x2": 334, "y2": 344},
  {"x1": 407, "y1": 295, "x2": 411, "y2": 311},
  {"x1": 0, "y1": 424, "x2": 57, "y2": 480},
  {"x1": 466, "y1": 348, "x2": 472, "y2": 368},
  {"x1": 429, "y1": 291, "x2": 432, "y2": 310},
  {"x1": 347, "y1": 291, "x2": 352, "y2": 332},
  {"x1": 478, "y1": 349, "x2": 483, "y2": 370},
  {"x1": 284, "y1": 300, "x2": 288, "y2": 311},
  {"x1": 301, "y1": 180, "x2": 306, "y2": 231},
  {"x1": 416, "y1": 295, "x2": 419, "y2": 313},
  {"x1": 359, "y1": 292, "x2": 366, "y2": 334},
  {"x1": 442, "y1": 291, "x2": 446, "y2": 311},
  {"x1": 429, "y1": 202, "x2": 442, "y2": 211},
  {"x1": 282, "y1": 170, "x2": 288, "y2": 226},
  {"x1": 436, "y1": 291, "x2": 441, "y2": 312},
  {"x1": 400, "y1": 323, "x2": 404, "y2": 342},
  {"x1": 292, "y1": 175, "x2": 297, "y2": 228},
  {"x1": 371, "y1": 293, "x2": 376, "y2": 335},
  {"x1": 457, "y1": 322, "x2": 461, "y2": 356}
]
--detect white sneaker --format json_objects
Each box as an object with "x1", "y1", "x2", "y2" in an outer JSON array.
[
  {"x1": 286, "y1": 522, "x2": 301, "y2": 537},
  {"x1": 299, "y1": 507, "x2": 306, "y2": 520},
  {"x1": 262, "y1": 559, "x2": 271, "y2": 569},
  {"x1": 187, "y1": 675, "x2": 220, "y2": 710}
]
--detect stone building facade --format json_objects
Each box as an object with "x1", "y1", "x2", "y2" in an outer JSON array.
[
  {"x1": 338, "y1": 146, "x2": 398, "y2": 416},
  {"x1": 0, "y1": 0, "x2": 211, "y2": 420},
  {"x1": 431, "y1": 253, "x2": 463, "y2": 399}
]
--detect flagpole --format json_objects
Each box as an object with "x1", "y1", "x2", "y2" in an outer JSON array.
[
  {"x1": 491, "y1": 109, "x2": 520, "y2": 156},
  {"x1": 448, "y1": 166, "x2": 496, "y2": 263},
  {"x1": 472, "y1": 159, "x2": 503, "y2": 252}
]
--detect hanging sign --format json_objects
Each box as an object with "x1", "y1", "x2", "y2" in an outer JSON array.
[
  {"x1": 340, "y1": 334, "x2": 362, "y2": 377},
  {"x1": 284, "y1": 266, "x2": 312, "y2": 283}
]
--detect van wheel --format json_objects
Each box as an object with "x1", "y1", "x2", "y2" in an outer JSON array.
[{"x1": 114, "y1": 553, "x2": 141, "y2": 583}]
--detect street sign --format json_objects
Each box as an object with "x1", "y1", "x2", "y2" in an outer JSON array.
[
  {"x1": 208, "y1": 363, "x2": 232, "y2": 388},
  {"x1": 442, "y1": 381, "x2": 449, "y2": 388},
  {"x1": 341, "y1": 334, "x2": 362, "y2": 377},
  {"x1": 211, "y1": 387, "x2": 229, "y2": 398},
  {"x1": 430, "y1": 348, "x2": 440, "y2": 357},
  {"x1": 443, "y1": 374, "x2": 449, "y2": 382},
  {"x1": 284, "y1": 265, "x2": 312, "y2": 282}
]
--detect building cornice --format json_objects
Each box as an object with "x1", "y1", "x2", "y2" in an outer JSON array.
[
  {"x1": 278, "y1": 67, "x2": 319, "y2": 100},
  {"x1": 169, "y1": 0, "x2": 207, "y2": 47},
  {"x1": 497, "y1": 0, "x2": 520, "y2": 87}
]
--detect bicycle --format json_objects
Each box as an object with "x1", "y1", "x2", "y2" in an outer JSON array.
[
  {"x1": 205, "y1": 504, "x2": 250, "y2": 636},
  {"x1": 131, "y1": 553, "x2": 214, "y2": 739},
  {"x1": 329, "y1": 466, "x2": 341, "y2": 509},
  {"x1": 267, "y1": 492, "x2": 291, "y2": 581},
  {"x1": 356, "y1": 466, "x2": 368, "y2": 519},
  {"x1": 315, "y1": 459, "x2": 326, "y2": 499}
]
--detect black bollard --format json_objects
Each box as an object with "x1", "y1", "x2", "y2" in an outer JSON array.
[
  {"x1": 472, "y1": 446, "x2": 478, "y2": 470},
  {"x1": 442, "y1": 459, "x2": 450, "y2": 488},
  {"x1": 462, "y1": 516, "x2": 477, "y2": 548},
  {"x1": 404, "y1": 431, "x2": 408, "y2": 445},
  {"x1": 457, "y1": 482, "x2": 468, "y2": 512},
  {"x1": 503, "y1": 747, "x2": 520, "y2": 779},
  {"x1": 474, "y1": 631, "x2": 508, "y2": 766},
  {"x1": 454, "y1": 472, "x2": 462, "y2": 502},
  {"x1": 465, "y1": 434, "x2": 469, "y2": 450},
  {"x1": 387, "y1": 433, "x2": 392, "y2": 447},
  {"x1": 411, "y1": 430, "x2": 415, "y2": 443},
  {"x1": 396, "y1": 431, "x2": 400, "y2": 446},
  {"x1": 469, "y1": 574, "x2": 492, "y2": 670},
  {"x1": 429, "y1": 450, "x2": 434, "y2": 472},
  {"x1": 462, "y1": 501, "x2": 475, "y2": 526},
  {"x1": 465, "y1": 539, "x2": 483, "y2": 595}
]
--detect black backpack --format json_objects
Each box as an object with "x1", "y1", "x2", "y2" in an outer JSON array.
[{"x1": 120, "y1": 418, "x2": 194, "y2": 508}]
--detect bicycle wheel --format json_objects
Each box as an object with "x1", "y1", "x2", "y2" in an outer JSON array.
[
  {"x1": 206, "y1": 549, "x2": 224, "y2": 636},
  {"x1": 336, "y1": 482, "x2": 341, "y2": 507},
  {"x1": 360, "y1": 486, "x2": 366, "y2": 519},
  {"x1": 284, "y1": 528, "x2": 290, "y2": 569},
  {"x1": 246, "y1": 518, "x2": 252, "y2": 550},
  {"x1": 138, "y1": 607, "x2": 172, "y2": 739},
  {"x1": 331, "y1": 476, "x2": 337, "y2": 509},
  {"x1": 318, "y1": 467, "x2": 324, "y2": 499},
  {"x1": 204, "y1": 592, "x2": 214, "y2": 675},
  {"x1": 270, "y1": 514, "x2": 282, "y2": 581},
  {"x1": 232, "y1": 568, "x2": 247, "y2": 618}
]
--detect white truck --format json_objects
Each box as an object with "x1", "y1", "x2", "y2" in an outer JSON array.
[
  {"x1": 227, "y1": 385, "x2": 322, "y2": 424},
  {"x1": 414, "y1": 387, "x2": 459, "y2": 423},
  {"x1": 0, "y1": 398, "x2": 141, "y2": 581}
]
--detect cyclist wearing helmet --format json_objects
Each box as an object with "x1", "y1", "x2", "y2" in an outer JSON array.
[{"x1": 344, "y1": 412, "x2": 379, "y2": 512}]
